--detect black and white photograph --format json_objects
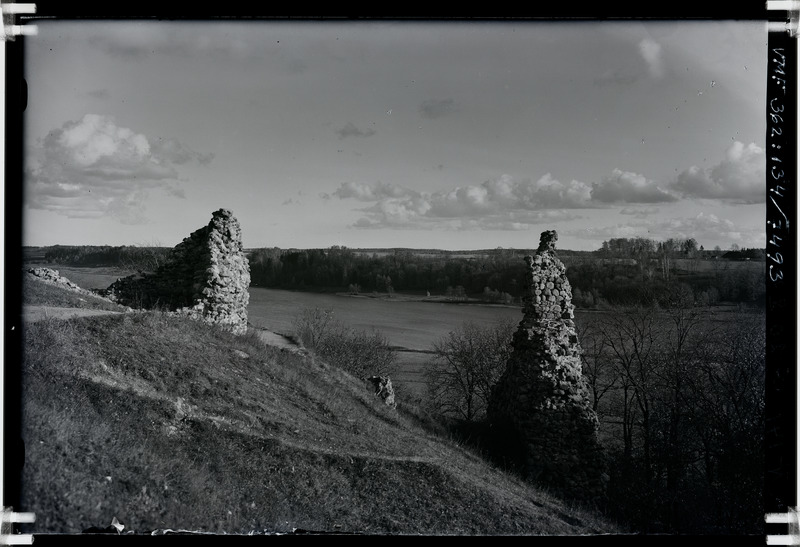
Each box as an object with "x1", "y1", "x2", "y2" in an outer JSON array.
[{"x1": 13, "y1": 17, "x2": 775, "y2": 537}]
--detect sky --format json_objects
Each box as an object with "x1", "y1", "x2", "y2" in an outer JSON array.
[{"x1": 22, "y1": 20, "x2": 768, "y2": 252}]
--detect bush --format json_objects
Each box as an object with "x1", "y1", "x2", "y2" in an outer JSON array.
[{"x1": 292, "y1": 307, "x2": 396, "y2": 378}]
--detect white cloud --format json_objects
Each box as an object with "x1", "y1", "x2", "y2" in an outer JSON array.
[
  {"x1": 638, "y1": 38, "x2": 665, "y2": 79},
  {"x1": 570, "y1": 211, "x2": 763, "y2": 250},
  {"x1": 671, "y1": 141, "x2": 765, "y2": 203},
  {"x1": 334, "y1": 174, "x2": 592, "y2": 229},
  {"x1": 591, "y1": 169, "x2": 678, "y2": 203},
  {"x1": 568, "y1": 224, "x2": 643, "y2": 241},
  {"x1": 25, "y1": 114, "x2": 211, "y2": 223},
  {"x1": 333, "y1": 181, "x2": 418, "y2": 201},
  {"x1": 525, "y1": 173, "x2": 594, "y2": 209}
]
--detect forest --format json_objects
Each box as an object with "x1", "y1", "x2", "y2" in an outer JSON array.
[
  {"x1": 245, "y1": 237, "x2": 765, "y2": 308},
  {"x1": 33, "y1": 236, "x2": 766, "y2": 309}
]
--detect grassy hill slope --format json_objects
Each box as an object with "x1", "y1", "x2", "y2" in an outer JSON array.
[{"x1": 19, "y1": 277, "x2": 618, "y2": 535}]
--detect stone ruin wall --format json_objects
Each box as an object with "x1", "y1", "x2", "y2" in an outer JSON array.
[
  {"x1": 106, "y1": 209, "x2": 250, "y2": 335},
  {"x1": 488, "y1": 230, "x2": 606, "y2": 504}
]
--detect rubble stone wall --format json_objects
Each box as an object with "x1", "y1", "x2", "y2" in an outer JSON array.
[
  {"x1": 488, "y1": 230, "x2": 606, "y2": 503},
  {"x1": 106, "y1": 209, "x2": 250, "y2": 335}
]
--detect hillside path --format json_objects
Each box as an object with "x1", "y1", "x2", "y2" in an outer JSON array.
[{"x1": 250, "y1": 326, "x2": 301, "y2": 351}]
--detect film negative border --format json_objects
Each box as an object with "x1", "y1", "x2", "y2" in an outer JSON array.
[
  {"x1": 0, "y1": 2, "x2": 36, "y2": 41},
  {"x1": 0, "y1": 2, "x2": 34, "y2": 544},
  {"x1": 767, "y1": 506, "x2": 800, "y2": 545},
  {"x1": 768, "y1": 1, "x2": 800, "y2": 35},
  {"x1": 0, "y1": 508, "x2": 34, "y2": 545},
  {"x1": 765, "y1": 10, "x2": 800, "y2": 546}
]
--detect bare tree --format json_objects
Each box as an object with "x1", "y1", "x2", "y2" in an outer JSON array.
[
  {"x1": 577, "y1": 319, "x2": 617, "y2": 414},
  {"x1": 599, "y1": 305, "x2": 660, "y2": 471},
  {"x1": 654, "y1": 283, "x2": 704, "y2": 491},
  {"x1": 425, "y1": 318, "x2": 514, "y2": 422}
]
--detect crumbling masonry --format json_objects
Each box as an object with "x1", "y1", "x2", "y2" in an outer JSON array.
[
  {"x1": 106, "y1": 209, "x2": 250, "y2": 335},
  {"x1": 487, "y1": 230, "x2": 606, "y2": 503}
]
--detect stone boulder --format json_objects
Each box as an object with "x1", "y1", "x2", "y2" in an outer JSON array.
[
  {"x1": 366, "y1": 376, "x2": 397, "y2": 409},
  {"x1": 26, "y1": 267, "x2": 120, "y2": 304},
  {"x1": 487, "y1": 230, "x2": 606, "y2": 503},
  {"x1": 27, "y1": 267, "x2": 81, "y2": 290},
  {"x1": 106, "y1": 209, "x2": 250, "y2": 335}
]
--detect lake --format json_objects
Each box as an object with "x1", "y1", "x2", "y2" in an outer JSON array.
[
  {"x1": 247, "y1": 288, "x2": 521, "y2": 351},
  {"x1": 247, "y1": 287, "x2": 524, "y2": 398}
]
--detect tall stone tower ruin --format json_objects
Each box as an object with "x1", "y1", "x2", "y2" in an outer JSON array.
[
  {"x1": 107, "y1": 209, "x2": 250, "y2": 335},
  {"x1": 487, "y1": 230, "x2": 606, "y2": 503}
]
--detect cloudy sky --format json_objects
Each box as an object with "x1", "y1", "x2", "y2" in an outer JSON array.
[{"x1": 22, "y1": 20, "x2": 768, "y2": 251}]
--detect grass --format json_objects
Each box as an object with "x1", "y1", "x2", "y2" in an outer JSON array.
[
  {"x1": 19, "y1": 282, "x2": 620, "y2": 535},
  {"x1": 22, "y1": 273, "x2": 129, "y2": 312}
]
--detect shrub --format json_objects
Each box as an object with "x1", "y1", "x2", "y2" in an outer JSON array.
[{"x1": 292, "y1": 307, "x2": 396, "y2": 378}]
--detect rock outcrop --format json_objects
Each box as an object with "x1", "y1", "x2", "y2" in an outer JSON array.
[
  {"x1": 27, "y1": 267, "x2": 86, "y2": 293},
  {"x1": 366, "y1": 376, "x2": 397, "y2": 409},
  {"x1": 106, "y1": 209, "x2": 250, "y2": 335},
  {"x1": 487, "y1": 230, "x2": 606, "y2": 503},
  {"x1": 26, "y1": 267, "x2": 123, "y2": 305}
]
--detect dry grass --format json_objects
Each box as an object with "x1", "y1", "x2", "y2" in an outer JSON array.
[
  {"x1": 22, "y1": 274, "x2": 129, "y2": 312},
  {"x1": 19, "y1": 283, "x2": 620, "y2": 536}
]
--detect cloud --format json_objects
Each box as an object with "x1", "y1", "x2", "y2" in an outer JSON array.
[
  {"x1": 650, "y1": 212, "x2": 762, "y2": 249},
  {"x1": 351, "y1": 210, "x2": 581, "y2": 232},
  {"x1": 25, "y1": 114, "x2": 211, "y2": 223},
  {"x1": 335, "y1": 165, "x2": 739, "y2": 231},
  {"x1": 522, "y1": 173, "x2": 594, "y2": 209},
  {"x1": 335, "y1": 165, "x2": 750, "y2": 230},
  {"x1": 569, "y1": 212, "x2": 762, "y2": 250},
  {"x1": 335, "y1": 122, "x2": 376, "y2": 139},
  {"x1": 591, "y1": 169, "x2": 678, "y2": 203},
  {"x1": 670, "y1": 141, "x2": 765, "y2": 203},
  {"x1": 638, "y1": 38, "x2": 665, "y2": 79},
  {"x1": 334, "y1": 174, "x2": 594, "y2": 229},
  {"x1": 152, "y1": 137, "x2": 214, "y2": 165},
  {"x1": 568, "y1": 224, "x2": 644, "y2": 241},
  {"x1": 662, "y1": 212, "x2": 738, "y2": 239},
  {"x1": 457, "y1": 210, "x2": 582, "y2": 231},
  {"x1": 360, "y1": 195, "x2": 433, "y2": 225},
  {"x1": 333, "y1": 181, "x2": 418, "y2": 201},
  {"x1": 619, "y1": 207, "x2": 659, "y2": 217},
  {"x1": 419, "y1": 98, "x2": 459, "y2": 119}
]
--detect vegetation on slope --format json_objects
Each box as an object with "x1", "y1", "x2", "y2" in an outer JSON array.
[
  {"x1": 20, "y1": 284, "x2": 617, "y2": 535},
  {"x1": 22, "y1": 273, "x2": 129, "y2": 313}
]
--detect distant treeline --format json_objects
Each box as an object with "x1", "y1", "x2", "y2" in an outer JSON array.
[
  {"x1": 248, "y1": 238, "x2": 766, "y2": 307},
  {"x1": 30, "y1": 237, "x2": 766, "y2": 307},
  {"x1": 36, "y1": 245, "x2": 172, "y2": 273},
  {"x1": 248, "y1": 246, "x2": 528, "y2": 298}
]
